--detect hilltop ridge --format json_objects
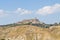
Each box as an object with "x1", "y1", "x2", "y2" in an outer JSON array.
[
  {"x1": 0, "y1": 18, "x2": 46, "y2": 27},
  {"x1": 0, "y1": 18, "x2": 60, "y2": 28}
]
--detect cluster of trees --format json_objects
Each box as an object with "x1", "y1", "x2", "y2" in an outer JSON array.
[{"x1": 0, "y1": 22, "x2": 60, "y2": 28}]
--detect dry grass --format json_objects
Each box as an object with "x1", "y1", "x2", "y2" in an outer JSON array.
[{"x1": 0, "y1": 25, "x2": 60, "y2": 40}]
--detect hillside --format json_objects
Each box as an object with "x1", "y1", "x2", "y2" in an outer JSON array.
[
  {"x1": 0, "y1": 25, "x2": 60, "y2": 40},
  {"x1": 0, "y1": 18, "x2": 60, "y2": 40}
]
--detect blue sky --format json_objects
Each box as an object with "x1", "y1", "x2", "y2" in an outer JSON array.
[{"x1": 0, "y1": 0, "x2": 60, "y2": 25}]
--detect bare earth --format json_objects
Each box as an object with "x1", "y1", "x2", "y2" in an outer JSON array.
[{"x1": 0, "y1": 25, "x2": 60, "y2": 40}]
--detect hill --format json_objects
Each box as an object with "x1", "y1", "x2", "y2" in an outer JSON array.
[
  {"x1": 0, "y1": 25, "x2": 60, "y2": 40},
  {"x1": 0, "y1": 18, "x2": 48, "y2": 28},
  {"x1": 0, "y1": 18, "x2": 60, "y2": 40}
]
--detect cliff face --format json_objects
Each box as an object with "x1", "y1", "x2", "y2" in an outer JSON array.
[{"x1": 0, "y1": 25, "x2": 60, "y2": 40}]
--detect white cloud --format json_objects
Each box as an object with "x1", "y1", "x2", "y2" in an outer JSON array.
[
  {"x1": 36, "y1": 4, "x2": 60, "y2": 15},
  {"x1": 0, "y1": 9, "x2": 8, "y2": 17},
  {"x1": 0, "y1": 4, "x2": 60, "y2": 17},
  {"x1": 0, "y1": 8, "x2": 32, "y2": 17},
  {"x1": 15, "y1": 8, "x2": 32, "y2": 15}
]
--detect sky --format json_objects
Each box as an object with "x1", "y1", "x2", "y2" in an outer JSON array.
[{"x1": 0, "y1": 0, "x2": 60, "y2": 25}]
